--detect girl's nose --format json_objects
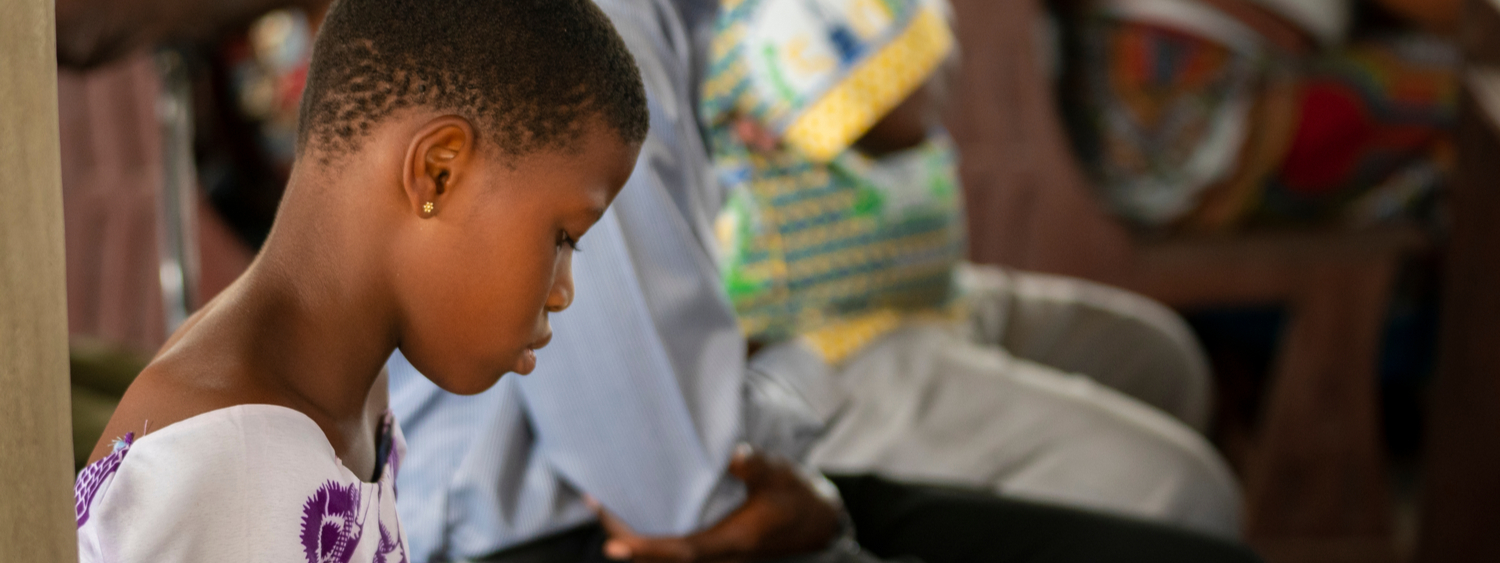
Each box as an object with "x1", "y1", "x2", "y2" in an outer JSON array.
[{"x1": 545, "y1": 259, "x2": 575, "y2": 313}]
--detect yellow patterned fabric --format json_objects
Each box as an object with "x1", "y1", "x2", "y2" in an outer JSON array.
[
  {"x1": 802, "y1": 310, "x2": 905, "y2": 364},
  {"x1": 784, "y1": 8, "x2": 954, "y2": 161},
  {"x1": 702, "y1": 0, "x2": 955, "y2": 162},
  {"x1": 710, "y1": 136, "x2": 966, "y2": 350},
  {"x1": 802, "y1": 302, "x2": 964, "y2": 364},
  {"x1": 704, "y1": 0, "x2": 967, "y2": 364}
]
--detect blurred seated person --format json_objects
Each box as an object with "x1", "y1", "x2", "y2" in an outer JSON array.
[
  {"x1": 1059, "y1": 0, "x2": 1461, "y2": 232},
  {"x1": 703, "y1": 0, "x2": 1238, "y2": 536},
  {"x1": 385, "y1": 2, "x2": 1260, "y2": 563}
]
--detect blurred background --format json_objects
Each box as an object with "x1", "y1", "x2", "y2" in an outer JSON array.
[{"x1": 54, "y1": 0, "x2": 1496, "y2": 561}]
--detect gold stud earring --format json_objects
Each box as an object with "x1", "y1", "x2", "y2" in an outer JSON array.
[{"x1": 423, "y1": 201, "x2": 435, "y2": 214}]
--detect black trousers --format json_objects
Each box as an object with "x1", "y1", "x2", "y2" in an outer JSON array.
[{"x1": 478, "y1": 475, "x2": 1263, "y2": 563}]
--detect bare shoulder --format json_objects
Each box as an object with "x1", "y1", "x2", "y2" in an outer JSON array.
[{"x1": 85, "y1": 352, "x2": 279, "y2": 466}]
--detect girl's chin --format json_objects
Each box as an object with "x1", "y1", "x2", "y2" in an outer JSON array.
[
  {"x1": 431, "y1": 364, "x2": 510, "y2": 396},
  {"x1": 512, "y1": 347, "x2": 538, "y2": 376}
]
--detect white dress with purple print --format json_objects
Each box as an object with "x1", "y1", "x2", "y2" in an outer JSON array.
[{"x1": 74, "y1": 404, "x2": 409, "y2": 563}]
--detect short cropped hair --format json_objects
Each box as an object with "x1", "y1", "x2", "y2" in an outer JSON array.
[{"x1": 297, "y1": 0, "x2": 649, "y2": 160}]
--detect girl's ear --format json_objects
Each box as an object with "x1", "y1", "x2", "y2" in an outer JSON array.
[{"x1": 402, "y1": 116, "x2": 477, "y2": 218}]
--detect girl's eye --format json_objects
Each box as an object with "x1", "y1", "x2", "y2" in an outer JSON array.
[{"x1": 558, "y1": 232, "x2": 582, "y2": 252}]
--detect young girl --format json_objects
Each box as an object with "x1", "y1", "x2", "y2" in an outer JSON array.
[{"x1": 72, "y1": 1, "x2": 648, "y2": 561}]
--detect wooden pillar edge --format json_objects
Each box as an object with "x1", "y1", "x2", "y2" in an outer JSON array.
[{"x1": 0, "y1": 0, "x2": 82, "y2": 560}]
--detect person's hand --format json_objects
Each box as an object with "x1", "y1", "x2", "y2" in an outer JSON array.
[{"x1": 588, "y1": 446, "x2": 843, "y2": 563}]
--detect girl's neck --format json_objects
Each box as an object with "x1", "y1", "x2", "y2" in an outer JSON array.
[
  {"x1": 89, "y1": 165, "x2": 402, "y2": 479},
  {"x1": 197, "y1": 169, "x2": 399, "y2": 477},
  {"x1": 223, "y1": 262, "x2": 393, "y2": 425},
  {"x1": 237, "y1": 173, "x2": 398, "y2": 425}
]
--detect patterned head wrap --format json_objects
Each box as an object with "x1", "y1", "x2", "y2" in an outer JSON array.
[{"x1": 702, "y1": 0, "x2": 955, "y2": 161}]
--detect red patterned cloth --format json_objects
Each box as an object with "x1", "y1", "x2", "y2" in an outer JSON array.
[{"x1": 1264, "y1": 36, "x2": 1458, "y2": 223}]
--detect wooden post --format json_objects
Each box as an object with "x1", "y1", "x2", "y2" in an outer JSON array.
[
  {"x1": 0, "y1": 0, "x2": 81, "y2": 561},
  {"x1": 944, "y1": 0, "x2": 1137, "y2": 284},
  {"x1": 1416, "y1": 1, "x2": 1500, "y2": 560}
]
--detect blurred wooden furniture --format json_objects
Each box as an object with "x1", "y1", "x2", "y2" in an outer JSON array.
[
  {"x1": 1129, "y1": 230, "x2": 1420, "y2": 563},
  {"x1": 58, "y1": 54, "x2": 255, "y2": 355},
  {"x1": 1372, "y1": 0, "x2": 1463, "y2": 35},
  {"x1": 1415, "y1": 1, "x2": 1500, "y2": 561},
  {"x1": 58, "y1": 57, "x2": 171, "y2": 351},
  {"x1": 944, "y1": 1, "x2": 1425, "y2": 561},
  {"x1": 56, "y1": 54, "x2": 256, "y2": 479}
]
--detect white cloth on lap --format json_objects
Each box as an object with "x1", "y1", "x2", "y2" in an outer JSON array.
[
  {"x1": 959, "y1": 264, "x2": 1214, "y2": 433},
  {"x1": 74, "y1": 404, "x2": 410, "y2": 563},
  {"x1": 793, "y1": 265, "x2": 1239, "y2": 538}
]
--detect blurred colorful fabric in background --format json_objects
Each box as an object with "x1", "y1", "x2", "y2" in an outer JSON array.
[
  {"x1": 198, "y1": 8, "x2": 316, "y2": 248},
  {"x1": 1072, "y1": 12, "x2": 1264, "y2": 227},
  {"x1": 1066, "y1": 0, "x2": 1458, "y2": 232},
  {"x1": 1265, "y1": 35, "x2": 1458, "y2": 225}
]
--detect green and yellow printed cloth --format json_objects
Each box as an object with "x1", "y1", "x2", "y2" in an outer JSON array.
[{"x1": 703, "y1": 0, "x2": 966, "y2": 363}]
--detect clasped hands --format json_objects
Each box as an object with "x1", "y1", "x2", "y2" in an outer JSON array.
[{"x1": 587, "y1": 446, "x2": 844, "y2": 563}]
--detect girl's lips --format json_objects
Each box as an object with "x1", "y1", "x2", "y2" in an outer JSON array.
[
  {"x1": 531, "y1": 331, "x2": 553, "y2": 350},
  {"x1": 515, "y1": 330, "x2": 551, "y2": 376}
]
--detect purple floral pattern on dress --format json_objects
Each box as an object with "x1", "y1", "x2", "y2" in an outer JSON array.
[
  {"x1": 300, "y1": 481, "x2": 365, "y2": 563},
  {"x1": 374, "y1": 522, "x2": 407, "y2": 563},
  {"x1": 294, "y1": 411, "x2": 408, "y2": 563},
  {"x1": 75, "y1": 432, "x2": 133, "y2": 528}
]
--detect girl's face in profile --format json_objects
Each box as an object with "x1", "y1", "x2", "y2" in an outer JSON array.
[{"x1": 394, "y1": 118, "x2": 639, "y2": 395}]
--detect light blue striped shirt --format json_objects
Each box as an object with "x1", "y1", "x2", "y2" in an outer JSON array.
[{"x1": 388, "y1": 1, "x2": 841, "y2": 560}]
